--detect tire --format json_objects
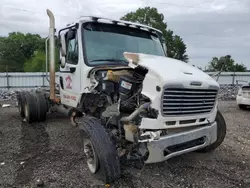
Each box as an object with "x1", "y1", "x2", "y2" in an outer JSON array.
[
  {"x1": 24, "y1": 92, "x2": 38, "y2": 124},
  {"x1": 79, "y1": 116, "x2": 121, "y2": 183},
  {"x1": 16, "y1": 91, "x2": 26, "y2": 117},
  {"x1": 34, "y1": 92, "x2": 47, "y2": 121},
  {"x1": 239, "y1": 104, "x2": 246, "y2": 110},
  {"x1": 198, "y1": 110, "x2": 226, "y2": 152}
]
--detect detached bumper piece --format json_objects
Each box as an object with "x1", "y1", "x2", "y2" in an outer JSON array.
[{"x1": 143, "y1": 122, "x2": 217, "y2": 163}]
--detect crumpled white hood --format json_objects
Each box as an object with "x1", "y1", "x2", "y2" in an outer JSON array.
[{"x1": 127, "y1": 53, "x2": 219, "y2": 88}]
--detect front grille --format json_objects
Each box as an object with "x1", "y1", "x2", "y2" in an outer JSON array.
[{"x1": 161, "y1": 88, "x2": 218, "y2": 116}]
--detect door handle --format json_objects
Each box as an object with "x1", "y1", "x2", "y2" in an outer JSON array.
[
  {"x1": 59, "y1": 67, "x2": 76, "y2": 73},
  {"x1": 70, "y1": 67, "x2": 76, "y2": 73}
]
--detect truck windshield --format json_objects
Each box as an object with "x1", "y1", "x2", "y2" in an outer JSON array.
[{"x1": 82, "y1": 22, "x2": 165, "y2": 66}]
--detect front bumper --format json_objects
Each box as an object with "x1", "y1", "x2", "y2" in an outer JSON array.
[{"x1": 144, "y1": 122, "x2": 217, "y2": 163}]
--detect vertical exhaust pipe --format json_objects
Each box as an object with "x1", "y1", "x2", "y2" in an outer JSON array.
[{"x1": 46, "y1": 9, "x2": 56, "y2": 100}]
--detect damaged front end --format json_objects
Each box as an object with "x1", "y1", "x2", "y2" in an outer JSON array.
[
  {"x1": 82, "y1": 51, "x2": 220, "y2": 164},
  {"x1": 119, "y1": 52, "x2": 220, "y2": 163}
]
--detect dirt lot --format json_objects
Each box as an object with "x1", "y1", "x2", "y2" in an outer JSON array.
[{"x1": 0, "y1": 101, "x2": 250, "y2": 188}]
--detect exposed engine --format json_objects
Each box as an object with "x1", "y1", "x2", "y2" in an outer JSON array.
[
  {"x1": 81, "y1": 66, "x2": 153, "y2": 119},
  {"x1": 79, "y1": 66, "x2": 159, "y2": 160}
]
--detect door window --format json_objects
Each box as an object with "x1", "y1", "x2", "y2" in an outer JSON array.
[{"x1": 66, "y1": 35, "x2": 78, "y2": 65}]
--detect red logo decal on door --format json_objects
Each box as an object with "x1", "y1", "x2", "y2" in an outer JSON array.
[{"x1": 65, "y1": 75, "x2": 72, "y2": 89}]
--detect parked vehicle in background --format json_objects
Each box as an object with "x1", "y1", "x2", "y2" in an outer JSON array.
[{"x1": 237, "y1": 82, "x2": 250, "y2": 109}]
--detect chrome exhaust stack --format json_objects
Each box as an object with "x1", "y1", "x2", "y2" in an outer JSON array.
[{"x1": 46, "y1": 9, "x2": 56, "y2": 100}]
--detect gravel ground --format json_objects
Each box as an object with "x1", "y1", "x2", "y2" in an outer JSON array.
[{"x1": 0, "y1": 101, "x2": 250, "y2": 188}]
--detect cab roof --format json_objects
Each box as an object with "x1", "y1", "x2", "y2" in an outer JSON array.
[{"x1": 66, "y1": 16, "x2": 163, "y2": 37}]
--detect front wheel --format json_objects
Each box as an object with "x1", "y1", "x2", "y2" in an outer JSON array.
[
  {"x1": 83, "y1": 138, "x2": 99, "y2": 174},
  {"x1": 198, "y1": 110, "x2": 227, "y2": 152},
  {"x1": 79, "y1": 116, "x2": 121, "y2": 183}
]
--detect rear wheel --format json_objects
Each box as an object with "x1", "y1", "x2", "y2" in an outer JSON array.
[
  {"x1": 34, "y1": 92, "x2": 47, "y2": 121},
  {"x1": 198, "y1": 110, "x2": 226, "y2": 152},
  {"x1": 24, "y1": 92, "x2": 38, "y2": 124},
  {"x1": 16, "y1": 91, "x2": 26, "y2": 117},
  {"x1": 79, "y1": 116, "x2": 121, "y2": 183}
]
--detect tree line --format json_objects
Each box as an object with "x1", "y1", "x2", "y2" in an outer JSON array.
[{"x1": 0, "y1": 7, "x2": 247, "y2": 72}]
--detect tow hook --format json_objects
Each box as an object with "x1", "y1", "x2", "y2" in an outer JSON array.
[
  {"x1": 138, "y1": 130, "x2": 162, "y2": 143},
  {"x1": 70, "y1": 111, "x2": 85, "y2": 127}
]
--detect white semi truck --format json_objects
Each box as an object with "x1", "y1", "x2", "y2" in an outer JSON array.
[{"x1": 16, "y1": 9, "x2": 227, "y2": 183}]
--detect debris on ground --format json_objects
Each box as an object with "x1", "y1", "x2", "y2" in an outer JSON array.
[
  {"x1": 36, "y1": 179, "x2": 45, "y2": 187},
  {"x1": 2, "y1": 104, "x2": 11, "y2": 108},
  {"x1": 0, "y1": 90, "x2": 17, "y2": 101},
  {"x1": 0, "y1": 84, "x2": 242, "y2": 101},
  {"x1": 0, "y1": 101, "x2": 249, "y2": 188}
]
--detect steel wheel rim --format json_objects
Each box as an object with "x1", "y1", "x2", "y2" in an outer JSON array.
[
  {"x1": 18, "y1": 101, "x2": 21, "y2": 112},
  {"x1": 83, "y1": 138, "x2": 99, "y2": 174},
  {"x1": 24, "y1": 104, "x2": 28, "y2": 119}
]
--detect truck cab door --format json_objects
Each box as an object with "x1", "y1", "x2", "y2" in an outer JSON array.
[{"x1": 59, "y1": 30, "x2": 82, "y2": 107}]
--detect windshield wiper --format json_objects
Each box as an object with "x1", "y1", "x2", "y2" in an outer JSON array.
[{"x1": 90, "y1": 58, "x2": 128, "y2": 64}]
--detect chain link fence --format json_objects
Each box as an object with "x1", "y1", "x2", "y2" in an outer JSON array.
[
  {"x1": 208, "y1": 72, "x2": 250, "y2": 101},
  {"x1": 0, "y1": 72, "x2": 249, "y2": 101},
  {"x1": 0, "y1": 72, "x2": 58, "y2": 101},
  {"x1": 217, "y1": 84, "x2": 240, "y2": 101},
  {"x1": 0, "y1": 72, "x2": 60, "y2": 90}
]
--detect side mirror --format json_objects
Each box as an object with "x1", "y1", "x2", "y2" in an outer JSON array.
[
  {"x1": 60, "y1": 33, "x2": 66, "y2": 57},
  {"x1": 60, "y1": 56, "x2": 66, "y2": 68},
  {"x1": 67, "y1": 29, "x2": 76, "y2": 40}
]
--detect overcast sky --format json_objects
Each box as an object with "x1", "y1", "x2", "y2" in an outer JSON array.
[{"x1": 0, "y1": 0, "x2": 249, "y2": 69}]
